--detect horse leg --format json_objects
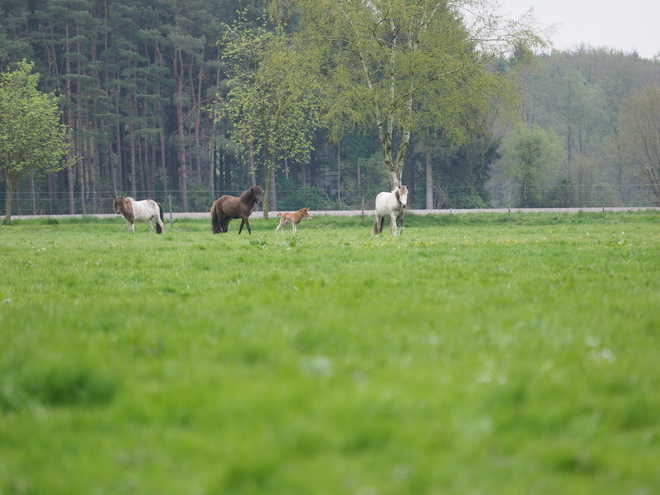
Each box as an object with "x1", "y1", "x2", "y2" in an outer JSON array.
[
  {"x1": 211, "y1": 206, "x2": 220, "y2": 234},
  {"x1": 399, "y1": 213, "x2": 405, "y2": 235},
  {"x1": 373, "y1": 215, "x2": 381, "y2": 234},
  {"x1": 220, "y1": 213, "x2": 229, "y2": 233},
  {"x1": 389, "y1": 212, "x2": 397, "y2": 235},
  {"x1": 156, "y1": 203, "x2": 164, "y2": 234},
  {"x1": 241, "y1": 218, "x2": 252, "y2": 235},
  {"x1": 148, "y1": 219, "x2": 154, "y2": 234},
  {"x1": 238, "y1": 219, "x2": 245, "y2": 234},
  {"x1": 292, "y1": 222, "x2": 297, "y2": 235},
  {"x1": 127, "y1": 220, "x2": 134, "y2": 233}
]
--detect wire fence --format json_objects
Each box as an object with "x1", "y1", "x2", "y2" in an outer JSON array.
[{"x1": 1, "y1": 183, "x2": 658, "y2": 217}]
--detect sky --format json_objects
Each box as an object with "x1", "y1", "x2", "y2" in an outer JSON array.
[{"x1": 498, "y1": 0, "x2": 660, "y2": 60}]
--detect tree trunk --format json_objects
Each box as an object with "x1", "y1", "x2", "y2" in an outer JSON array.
[
  {"x1": 174, "y1": 48, "x2": 189, "y2": 212},
  {"x1": 426, "y1": 150, "x2": 433, "y2": 209},
  {"x1": 248, "y1": 139, "x2": 256, "y2": 187},
  {"x1": 337, "y1": 143, "x2": 341, "y2": 203},
  {"x1": 643, "y1": 167, "x2": 660, "y2": 206},
  {"x1": 376, "y1": 115, "x2": 409, "y2": 189},
  {"x1": 269, "y1": 165, "x2": 277, "y2": 212},
  {"x1": 129, "y1": 129, "x2": 137, "y2": 198},
  {"x1": 192, "y1": 59, "x2": 204, "y2": 185},
  {"x1": 263, "y1": 149, "x2": 275, "y2": 220},
  {"x1": 108, "y1": 138, "x2": 117, "y2": 197},
  {"x1": 114, "y1": 90, "x2": 123, "y2": 192},
  {"x1": 67, "y1": 162, "x2": 75, "y2": 214},
  {"x1": 159, "y1": 119, "x2": 168, "y2": 197},
  {"x1": 77, "y1": 155, "x2": 86, "y2": 215},
  {"x1": 4, "y1": 176, "x2": 17, "y2": 224},
  {"x1": 30, "y1": 175, "x2": 36, "y2": 215}
]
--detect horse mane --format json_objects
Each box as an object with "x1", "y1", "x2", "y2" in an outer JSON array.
[
  {"x1": 240, "y1": 185, "x2": 262, "y2": 203},
  {"x1": 113, "y1": 195, "x2": 135, "y2": 207}
]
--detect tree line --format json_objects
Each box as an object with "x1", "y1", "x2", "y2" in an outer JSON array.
[
  {"x1": 1, "y1": 0, "x2": 659, "y2": 219},
  {"x1": 491, "y1": 47, "x2": 660, "y2": 208}
]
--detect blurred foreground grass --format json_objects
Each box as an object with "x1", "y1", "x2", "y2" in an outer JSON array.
[{"x1": 1, "y1": 212, "x2": 659, "y2": 494}]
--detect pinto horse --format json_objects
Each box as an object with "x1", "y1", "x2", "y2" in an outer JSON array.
[
  {"x1": 373, "y1": 185, "x2": 409, "y2": 235},
  {"x1": 211, "y1": 185, "x2": 263, "y2": 234},
  {"x1": 113, "y1": 196, "x2": 164, "y2": 234}
]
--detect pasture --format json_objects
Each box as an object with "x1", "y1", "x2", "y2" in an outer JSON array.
[{"x1": 1, "y1": 211, "x2": 659, "y2": 494}]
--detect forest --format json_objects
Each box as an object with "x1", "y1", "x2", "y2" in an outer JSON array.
[{"x1": 1, "y1": 0, "x2": 659, "y2": 216}]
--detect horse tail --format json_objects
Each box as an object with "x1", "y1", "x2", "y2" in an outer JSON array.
[
  {"x1": 156, "y1": 202, "x2": 164, "y2": 234},
  {"x1": 211, "y1": 200, "x2": 220, "y2": 234}
]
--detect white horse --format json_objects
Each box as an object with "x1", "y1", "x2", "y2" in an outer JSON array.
[
  {"x1": 113, "y1": 196, "x2": 164, "y2": 234},
  {"x1": 373, "y1": 185, "x2": 409, "y2": 235}
]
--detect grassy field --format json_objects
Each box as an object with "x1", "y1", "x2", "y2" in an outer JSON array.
[{"x1": 1, "y1": 211, "x2": 659, "y2": 494}]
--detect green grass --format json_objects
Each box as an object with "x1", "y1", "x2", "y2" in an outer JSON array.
[{"x1": 1, "y1": 211, "x2": 659, "y2": 494}]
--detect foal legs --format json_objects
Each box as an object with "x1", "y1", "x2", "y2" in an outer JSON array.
[{"x1": 126, "y1": 220, "x2": 135, "y2": 233}]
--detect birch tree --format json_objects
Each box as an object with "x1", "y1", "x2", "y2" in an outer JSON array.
[{"x1": 297, "y1": 0, "x2": 544, "y2": 188}]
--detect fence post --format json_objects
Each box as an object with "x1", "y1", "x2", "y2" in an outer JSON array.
[
  {"x1": 360, "y1": 191, "x2": 365, "y2": 224},
  {"x1": 508, "y1": 189, "x2": 511, "y2": 222}
]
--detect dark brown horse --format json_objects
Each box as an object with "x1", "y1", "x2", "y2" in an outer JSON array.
[{"x1": 210, "y1": 186, "x2": 263, "y2": 234}]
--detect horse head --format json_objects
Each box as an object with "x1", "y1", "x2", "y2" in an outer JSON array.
[
  {"x1": 251, "y1": 186, "x2": 263, "y2": 206},
  {"x1": 112, "y1": 196, "x2": 124, "y2": 214},
  {"x1": 396, "y1": 186, "x2": 409, "y2": 208}
]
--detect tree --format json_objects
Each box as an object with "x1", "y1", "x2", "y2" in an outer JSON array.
[
  {"x1": 618, "y1": 85, "x2": 660, "y2": 205},
  {"x1": 0, "y1": 60, "x2": 69, "y2": 223},
  {"x1": 496, "y1": 125, "x2": 564, "y2": 207},
  {"x1": 296, "y1": 0, "x2": 544, "y2": 189},
  {"x1": 217, "y1": 18, "x2": 323, "y2": 218}
]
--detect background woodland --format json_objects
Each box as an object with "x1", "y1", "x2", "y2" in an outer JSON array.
[{"x1": 1, "y1": 0, "x2": 659, "y2": 215}]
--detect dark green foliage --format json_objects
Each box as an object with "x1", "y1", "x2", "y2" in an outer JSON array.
[
  {"x1": 188, "y1": 184, "x2": 214, "y2": 212},
  {"x1": 278, "y1": 186, "x2": 333, "y2": 211},
  {"x1": 1, "y1": 2, "x2": 659, "y2": 214}
]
